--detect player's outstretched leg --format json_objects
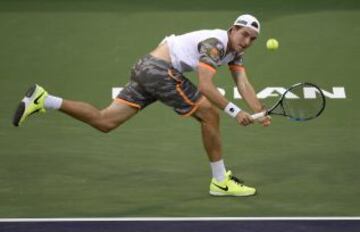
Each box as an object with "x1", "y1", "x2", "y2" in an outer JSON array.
[
  {"x1": 13, "y1": 84, "x2": 48, "y2": 127},
  {"x1": 13, "y1": 84, "x2": 139, "y2": 132}
]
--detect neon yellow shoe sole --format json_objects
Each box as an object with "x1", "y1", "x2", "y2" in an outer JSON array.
[{"x1": 13, "y1": 84, "x2": 47, "y2": 127}]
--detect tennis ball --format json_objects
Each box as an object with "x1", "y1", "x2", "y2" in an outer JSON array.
[{"x1": 266, "y1": 38, "x2": 279, "y2": 50}]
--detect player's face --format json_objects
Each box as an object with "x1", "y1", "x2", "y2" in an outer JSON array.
[{"x1": 229, "y1": 26, "x2": 258, "y2": 52}]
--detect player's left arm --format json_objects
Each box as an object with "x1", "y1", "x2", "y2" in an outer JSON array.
[{"x1": 230, "y1": 66, "x2": 271, "y2": 126}]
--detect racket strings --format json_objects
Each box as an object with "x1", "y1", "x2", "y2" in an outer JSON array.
[{"x1": 282, "y1": 83, "x2": 325, "y2": 120}]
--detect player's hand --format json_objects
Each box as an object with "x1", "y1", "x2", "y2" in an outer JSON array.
[
  {"x1": 258, "y1": 115, "x2": 272, "y2": 127},
  {"x1": 235, "y1": 111, "x2": 254, "y2": 126}
]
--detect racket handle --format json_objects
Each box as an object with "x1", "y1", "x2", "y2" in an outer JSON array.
[{"x1": 251, "y1": 111, "x2": 267, "y2": 120}]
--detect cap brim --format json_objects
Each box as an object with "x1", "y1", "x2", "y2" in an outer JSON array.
[{"x1": 232, "y1": 23, "x2": 260, "y2": 33}]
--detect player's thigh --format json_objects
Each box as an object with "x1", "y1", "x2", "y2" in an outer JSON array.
[{"x1": 156, "y1": 70, "x2": 203, "y2": 116}]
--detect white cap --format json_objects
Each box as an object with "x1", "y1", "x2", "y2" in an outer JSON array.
[{"x1": 233, "y1": 14, "x2": 260, "y2": 34}]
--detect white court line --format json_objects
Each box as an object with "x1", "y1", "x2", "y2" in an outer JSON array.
[{"x1": 0, "y1": 217, "x2": 359, "y2": 222}]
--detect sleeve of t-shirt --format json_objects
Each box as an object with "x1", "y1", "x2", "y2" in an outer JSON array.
[
  {"x1": 228, "y1": 52, "x2": 244, "y2": 66},
  {"x1": 228, "y1": 52, "x2": 246, "y2": 73},
  {"x1": 197, "y1": 38, "x2": 225, "y2": 69}
]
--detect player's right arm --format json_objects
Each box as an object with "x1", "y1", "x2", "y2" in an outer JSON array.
[
  {"x1": 197, "y1": 62, "x2": 227, "y2": 109},
  {"x1": 196, "y1": 38, "x2": 253, "y2": 126}
]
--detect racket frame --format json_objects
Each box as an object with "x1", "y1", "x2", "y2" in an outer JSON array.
[{"x1": 251, "y1": 82, "x2": 326, "y2": 121}]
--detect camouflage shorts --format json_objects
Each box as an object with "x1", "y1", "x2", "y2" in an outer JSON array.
[{"x1": 117, "y1": 54, "x2": 203, "y2": 116}]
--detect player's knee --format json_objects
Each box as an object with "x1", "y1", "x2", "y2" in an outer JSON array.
[
  {"x1": 207, "y1": 106, "x2": 220, "y2": 123},
  {"x1": 194, "y1": 99, "x2": 219, "y2": 124},
  {"x1": 96, "y1": 121, "x2": 118, "y2": 133},
  {"x1": 98, "y1": 126, "x2": 113, "y2": 133}
]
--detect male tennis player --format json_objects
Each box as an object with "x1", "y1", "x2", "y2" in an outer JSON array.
[{"x1": 13, "y1": 14, "x2": 270, "y2": 197}]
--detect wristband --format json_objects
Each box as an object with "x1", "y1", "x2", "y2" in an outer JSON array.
[{"x1": 224, "y1": 102, "x2": 241, "y2": 118}]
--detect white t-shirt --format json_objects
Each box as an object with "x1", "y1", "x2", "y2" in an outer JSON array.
[{"x1": 162, "y1": 29, "x2": 244, "y2": 73}]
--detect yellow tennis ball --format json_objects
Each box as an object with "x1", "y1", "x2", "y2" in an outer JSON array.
[{"x1": 266, "y1": 38, "x2": 279, "y2": 50}]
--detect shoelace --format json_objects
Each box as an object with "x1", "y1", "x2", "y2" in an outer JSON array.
[{"x1": 230, "y1": 175, "x2": 244, "y2": 186}]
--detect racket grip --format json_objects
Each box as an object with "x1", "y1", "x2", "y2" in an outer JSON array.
[{"x1": 251, "y1": 111, "x2": 267, "y2": 120}]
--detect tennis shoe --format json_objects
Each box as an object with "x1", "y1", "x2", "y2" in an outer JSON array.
[
  {"x1": 13, "y1": 84, "x2": 48, "y2": 127},
  {"x1": 209, "y1": 170, "x2": 256, "y2": 196}
]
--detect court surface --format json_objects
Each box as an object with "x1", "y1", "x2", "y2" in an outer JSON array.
[{"x1": 0, "y1": 0, "x2": 359, "y2": 220}]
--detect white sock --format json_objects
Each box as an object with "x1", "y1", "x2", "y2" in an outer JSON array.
[
  {"x1": 44, "y1": 94, "x2": 63, "y2": 110},
  {"x1": 210, "y1": 159, "x2": 227, "y2": 182}
]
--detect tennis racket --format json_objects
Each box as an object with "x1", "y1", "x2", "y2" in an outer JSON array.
[{"x1": 251, "y1": 82, "x2": 326, "y2": 121}]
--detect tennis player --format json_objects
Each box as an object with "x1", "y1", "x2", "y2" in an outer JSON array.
[{"x1": 13, "y1": 14, "x2": 271, "y2": 197}]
